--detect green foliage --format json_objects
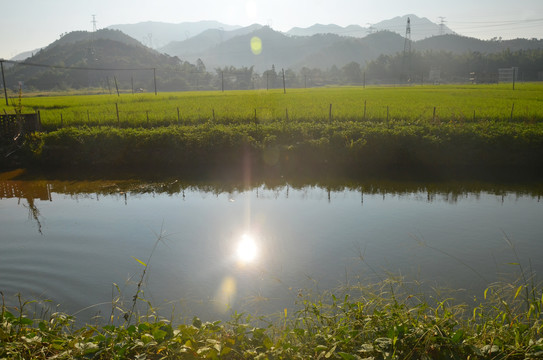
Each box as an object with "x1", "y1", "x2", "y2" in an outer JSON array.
[
  {"x1": 2, "y1": 274, "x2": 541, "y2": 359},
  {"x1": 3, "y1": 85, "x2": 543, "y2": 176}
]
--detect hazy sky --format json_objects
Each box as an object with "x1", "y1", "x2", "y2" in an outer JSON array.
[{"x1": 1, "y1": 0, "x2": 542, "y2": 59}]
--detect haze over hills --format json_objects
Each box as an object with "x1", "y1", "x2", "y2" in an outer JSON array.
[
  {"x1": 4, "y1": 14, "x2": 542, "y2": 90},
  {"x1": 286, "y1": 15, "x2": 454, "y2": 40},
  {"x1": 159, "y1": 24, "x2": 264, "y2": 59},
  {"x1": 107, "y1": 21, "x2": 241, "y2": 49}
]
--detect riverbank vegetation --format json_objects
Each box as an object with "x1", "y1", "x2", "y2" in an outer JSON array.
[
  {"x1": 2, "y1": 84, "x2": 543, "y2": 178},
  {"x1": 2, "y1": 272, "x2": 542, "y2": 359}
]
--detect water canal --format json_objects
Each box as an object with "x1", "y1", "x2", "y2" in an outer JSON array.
[{"x1": 1, "y1": 173, "x2": 542, "y2": 323}]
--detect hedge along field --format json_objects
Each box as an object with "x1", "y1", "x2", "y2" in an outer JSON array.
[{"x1": 3, "y1": 84, "x2": 543, "y2": 177}]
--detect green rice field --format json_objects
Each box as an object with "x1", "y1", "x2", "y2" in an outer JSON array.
[{"x1": 2, "y1": 83, "x2": 542, "y2": 128}]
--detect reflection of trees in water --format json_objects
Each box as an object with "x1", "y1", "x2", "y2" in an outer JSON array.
[
  {"x1": 1, "y1": 181, "x2": 49, "y2": 235},
  {"x1": 23, "y1": 196, "x2": 43, "y2": 235}
]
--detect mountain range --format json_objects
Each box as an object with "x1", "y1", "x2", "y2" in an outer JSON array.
[{"x1": 5, "y1": 14, "x2": 543, "y2": 90}]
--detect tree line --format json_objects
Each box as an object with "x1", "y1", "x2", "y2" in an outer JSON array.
[{"x1": 4, "y1": 48, "x2": 543, "y2": 93}]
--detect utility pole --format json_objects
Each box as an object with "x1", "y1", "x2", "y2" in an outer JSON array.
[{"x1": 1, "y1": 60, "x2": 8, "y2": 106}]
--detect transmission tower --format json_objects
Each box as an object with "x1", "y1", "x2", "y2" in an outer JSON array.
[
  {"x1": 438, "y1": 16, "x2": 446, "y2": 35},
  {"x1": 402, "y1": 17, "x2": 412, "y2": 83},
  {"x1": 403, "y1": 17, "x2": 411, "y2": 54},
  {"x1": 91, "y1": 15, "x2": 97, "y2": 32},
  {"x1": 89, "y1": 15, "x2": 97, "y2": 62}
]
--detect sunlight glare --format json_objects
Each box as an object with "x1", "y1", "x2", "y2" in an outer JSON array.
[
  {"x1": 236, "y1": 234, "x2": 258, "y2": 263},
  {"x1": 250, "y1": 36, "x2": 262, "y2": 55}
]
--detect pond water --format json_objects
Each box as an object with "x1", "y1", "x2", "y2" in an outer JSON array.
[{"x1": 1, "y1": 174, "x2": 542, "y2": 324}]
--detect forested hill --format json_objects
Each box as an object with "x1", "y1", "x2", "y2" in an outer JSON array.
[
  {"x1": 416, "y1": 34, "x2": 543, "y2": 54},
  {"x1": 4, "y1": 29, "x2": 199, "y2": 91},
  {"x1": 159, "y1": 25, "x2": 543, "y2": 72}
]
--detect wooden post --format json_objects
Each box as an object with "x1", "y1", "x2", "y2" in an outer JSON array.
[
  {"x1": 115, "y1": 103, "x2": 119, "y2": 126},
  {"x1": 285, "y1": 107, "x2": 289, "y2": 121},
  {"x1": 114, "y1": 76, "x2": 120, "y2": 97},
  {"x1": 386, "y1": 106, "x2": 389, "y2": 125},
  {"x1": 153, "y1": 68, "x2": 157, "y2": 95},
  {"x1": 177, "y1": 107, "x2": 180, "y2": 123},
  {"x1": 510, "y1": 103, "x2": 515, "y2": 120},
  {"x1": 282, "y1": 68, "x2": 286, "y2": 94},
  {"x1": 329, "y1": 104, "x2": 332, "y2": 122},
  {"x1": 363, "y1": 100, "x2": 367, "y2": 119},
  {"x1": 1, "y1": 61, "x2": 8, "y2": 106},
  {"x1": 106, "y1": 77, "x2": 112, "y2": 95},
  {"x1": 433, "y1": 107, "x2": 436, "y2": 121}
]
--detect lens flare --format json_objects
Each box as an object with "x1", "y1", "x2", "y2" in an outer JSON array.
[
  {"x1": 236, "y1": 234, "x2": 258, "y2": 263},
  {"x1": 250, "y1": 36, "x2": 262, "y2": 55}
]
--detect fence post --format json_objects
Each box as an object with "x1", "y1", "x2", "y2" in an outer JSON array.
[
  {"x1": 177, "y1": 107, "x2": 180, "y2": 123},
  {"x1": 510, "y1": 103, "x2": 515, "y2": 120},
  {"x1": 329, "y1": 104, "x2": 332, "y2": 122},
  {"x1": 114, "y1": 76, "x2": 120, "y2": 97},
  {"x1": 115, "y1": 103, "x2": 119, "y2": 126},
  {"x1": 282, "y1": 68, "x2": 286, "y2": 94},
  {"x1": 386, "y1": 106, "x2": 389, "y2": 127}
]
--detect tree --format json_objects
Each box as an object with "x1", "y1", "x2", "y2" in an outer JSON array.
[{"x1": 342, "y1": 62, "x2": 362, "y2": 84}]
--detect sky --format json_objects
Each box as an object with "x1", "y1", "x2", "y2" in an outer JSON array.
[{"x1": 1, "y1": 0, "x2": 542, "y2": 59}]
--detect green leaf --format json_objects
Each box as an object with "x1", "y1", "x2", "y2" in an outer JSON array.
[
  {"x1": 514, "y1": 285, "x2": 523, "y2": 299},
  {"x1": 451, "y1": 329, "x2": 464, "y2": 343},
  {"x1": 131, "y1": 256, "x2": 147, "y2": 267},
  {"x1": 325, "y1": 345, "x2": 337, "y2": 358},
  {"x1": 338, "y1": 353, "x2": 356, "y2": 360},
  {"x1": 152, "y1": 328, "x2": 167, "y2": 342},
  {"x1": 18, "y1": 317, "x2": 33, "y2": 325}
]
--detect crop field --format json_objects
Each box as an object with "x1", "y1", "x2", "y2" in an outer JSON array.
[
  {"x1": 2, "y1": 83, "x2": 543, "y2": 176},
  {"x1": 2, "y1": 83, "x2": 543, "y2": 128}
]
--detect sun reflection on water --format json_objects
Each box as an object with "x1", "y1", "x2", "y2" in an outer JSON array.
[{"x1": 236, "y1": 233, "x2": 259, "y2": 264}]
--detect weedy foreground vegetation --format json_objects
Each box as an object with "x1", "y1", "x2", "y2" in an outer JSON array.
[
  {"x1": 2, "y1": 84, "x2": 543, "y2": 177},
  {"x1": 1, "y1": 273, "x2": 542, "y2": 359}
]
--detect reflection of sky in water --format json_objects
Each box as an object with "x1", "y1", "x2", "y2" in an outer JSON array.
[{"x1": 1, "y1": 184, "x2": 542, "y2": 323}]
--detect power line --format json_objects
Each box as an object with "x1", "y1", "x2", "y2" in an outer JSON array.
[{"x1": 0, "y1": 59, "x2": 155, "y2": 72}]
